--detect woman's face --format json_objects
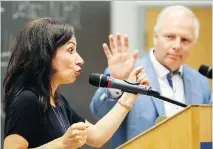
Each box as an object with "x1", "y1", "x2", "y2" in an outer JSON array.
[{"x1": 51, "y1": 36, "x2": 84, "y2": 85}]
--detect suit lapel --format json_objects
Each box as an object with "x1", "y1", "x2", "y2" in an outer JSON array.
[
  {"x1": 182, "y1": 65, "x2": 192, "y2": 104},
  {"x1": 140, "y1": 52, "x2": 165, "y2": 116}
]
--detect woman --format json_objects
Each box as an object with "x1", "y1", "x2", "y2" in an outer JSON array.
[{"x1": 3, "y1": 18, "x2": 149, "y2": 149}]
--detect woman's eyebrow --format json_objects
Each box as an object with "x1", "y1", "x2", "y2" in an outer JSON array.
[{"x1": 67, "y1": 40, "x2": 76, "y2": 46}]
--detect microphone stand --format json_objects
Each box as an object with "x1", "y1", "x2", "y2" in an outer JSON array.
[
  {"x1": 152, "y1": 94, "x2": 187, "y2": 107},
  {"x1": 123, "y1": 81, "x2": 188, "y2": 108},
  {"x1": 146, "y1": 88, "x2": 187, "y2": 107}
]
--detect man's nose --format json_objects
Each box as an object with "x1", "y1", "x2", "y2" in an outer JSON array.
[{"x1": 172, "y1": 37, "x2": 181, "y2": 50}]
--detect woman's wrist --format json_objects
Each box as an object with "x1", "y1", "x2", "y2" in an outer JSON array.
[
  {"x1": 44, "y1": 137, "x2": 66, "y2": 149},
  {"x1": 57, "y1": 137, "x2": 66, "y2": 149},
  {"x1": 118, "y1": 100, "x2": 132, "y2": 111},
  {"x1": 118, "y1": 93, "x2": 137, "y2": 111}
]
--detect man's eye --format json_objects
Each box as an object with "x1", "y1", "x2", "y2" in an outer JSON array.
[
  {"x1": 167, "y1": 35, "x2": 175, "y2": 39},
  {"x1": 182, "y1": 38, "x2": 189, "y2": 43}
]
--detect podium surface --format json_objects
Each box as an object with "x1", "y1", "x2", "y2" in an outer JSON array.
[{"x1": 117, "y1": 105, "x2": 212, "y2": 149}]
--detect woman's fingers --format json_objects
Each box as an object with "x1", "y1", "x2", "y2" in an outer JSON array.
[{"x1": 137, "y1": 70, "x2": 150, "y2": 86}]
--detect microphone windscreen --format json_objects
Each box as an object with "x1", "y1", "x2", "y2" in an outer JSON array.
[
  {"x1": 199, "y1": 65, "x2": 209, "y2": 75},
  {"x1": 89, "y1": 73, "x2": 108, "y2": 87},
  {"x1": 198, "y1": 65, "x2": 212, "y2": 79}
]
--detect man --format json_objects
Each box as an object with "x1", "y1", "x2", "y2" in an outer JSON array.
[{"x1": 90, "y1": 6, "x2": 212, "y2": 149}]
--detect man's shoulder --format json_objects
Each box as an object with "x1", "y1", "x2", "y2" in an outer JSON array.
[
  {"x1": 183, "y1": 64, "x2": 200, "y2": 75},
  {"x1": 183, "y1": 64, "x2": 208, "y2": 81},
  {"x1": 135, "y1": 52, "x2": 151, "y2": 65}
]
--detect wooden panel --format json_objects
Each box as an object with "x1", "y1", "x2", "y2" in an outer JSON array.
[
  {"x1": 145, "y1": 7, "x2": 212, "y2": 87},
  {"x1": 117, "y1": 105, "x2": 212, "y2": 149},
  {"x1": 198, "y1": 105, "x2": 212, "y2": 142}
]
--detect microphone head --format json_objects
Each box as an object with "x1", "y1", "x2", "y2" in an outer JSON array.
[
  {"x1": 89, "y1": 73, "x2": 108, "y2": 87},
  {"x1": 198, "y1": 65, "x2": 212, "y2": 79}
]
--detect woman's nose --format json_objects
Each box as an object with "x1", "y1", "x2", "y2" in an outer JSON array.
[{"x1": 75, "y1": 53, "x2": 84, "y2": 65}]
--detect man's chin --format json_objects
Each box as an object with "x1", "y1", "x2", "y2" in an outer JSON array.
[{"x1": 165, "y1": 61, "x2": 181, "y2": 71}]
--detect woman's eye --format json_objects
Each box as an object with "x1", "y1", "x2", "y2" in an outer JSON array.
[{"x1": 68, "y1": 48, "x2": 74, "y2": 54}]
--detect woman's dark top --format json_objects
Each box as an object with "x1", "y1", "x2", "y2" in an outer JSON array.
[{"x1": 4, "y1": 90, "x2": 85, "y2": 148}]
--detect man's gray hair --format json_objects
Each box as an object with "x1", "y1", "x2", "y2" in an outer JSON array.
[{"x1": 154, "y1": 5, "x2": 200, "y2": 40}]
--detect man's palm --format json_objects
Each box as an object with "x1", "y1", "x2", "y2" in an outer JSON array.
[
  {"x1": 103, "y1": 34, "x2": 139, "y2": 80},
  {"x1": 108, "y1": 52, "x2": 138, "y2": 79}
]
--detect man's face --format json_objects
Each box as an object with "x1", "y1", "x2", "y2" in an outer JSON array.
[{"x1": 154, "y1": 12, "x2": 196, "y2": 71}]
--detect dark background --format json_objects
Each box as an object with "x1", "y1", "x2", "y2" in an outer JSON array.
[{"x1": 1, "y1": 1, "x2": 110, "y2": 149}]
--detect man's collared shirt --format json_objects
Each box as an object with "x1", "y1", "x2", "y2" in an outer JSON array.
[{"x1": 150, "y1": 49, "x2": 185, "y2": 117}]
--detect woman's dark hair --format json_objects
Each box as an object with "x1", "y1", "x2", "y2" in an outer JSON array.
[{"x1": 3, "y1": 18, "x2": 75, "y2": 112}]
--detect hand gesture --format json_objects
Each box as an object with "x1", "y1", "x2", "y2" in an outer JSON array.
[
  {"x1": 128, "y1": 66, "x2": 150, "y2": 87},
  {"x1": 61, "y1": 122, "x2": 88, "y2": 149},
  {"x1": 119, "y1": 66, "x2": 150, "y2": 108},
  {"x1": 103, "y1": 33, "x2": 139, "y2": 80}
]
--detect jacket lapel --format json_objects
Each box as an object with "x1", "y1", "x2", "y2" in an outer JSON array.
[
  {"x1": 139, "y1": 52, "x2": 165, "y2": 116},
  {"x1": 182, "y1": 65, "x2": 192, "y2": 104}
]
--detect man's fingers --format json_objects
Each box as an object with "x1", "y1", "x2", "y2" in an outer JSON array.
[
  {"x1": 116, "y1": 33, "x2": 122, "y2": 53},
  {"x1": 109, "y1": 35, "x2": 116, "y2": 55},
  {"x1": 132, "y1": 50, "x2": 139, "y2": 60},
  {"x1": 124, "y1": 34, "x2": 129, "y2": 53},
  {"x1": 103, "y1": 43, "x2": 112, "y2": 60}
]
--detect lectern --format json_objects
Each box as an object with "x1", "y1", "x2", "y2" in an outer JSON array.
[{"x1": 117, "y1": 105, "x2": 212, "y2": 149}]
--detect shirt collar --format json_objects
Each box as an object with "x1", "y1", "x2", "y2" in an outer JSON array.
[{"x1": 149, "y1": 48, "x2": 183, "y2": 79}]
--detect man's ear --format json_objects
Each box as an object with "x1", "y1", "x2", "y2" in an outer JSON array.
[{"x1": 154, "y1": 33, "x2": 158, "y2": 46}]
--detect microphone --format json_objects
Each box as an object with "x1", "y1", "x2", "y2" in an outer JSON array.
[
  {"x1": 89, "y1": 73, "x2": 187, "y2": 107},
  {"x1": 198, "y1": 65, "x2": 212, "y2": 79},
  {"x1": 89, "y1": 73, "x2": 160, "y2": 96}
]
